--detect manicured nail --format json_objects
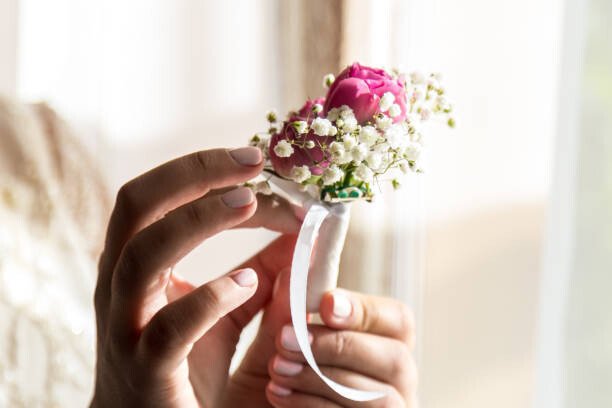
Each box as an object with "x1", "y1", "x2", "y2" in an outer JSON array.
[
  {"x1": 231, "y1": 268, "x2": 258, "y2": 287},
  {"x1": 281, "y1": 325, "x2": 312, "y2": 352},
  {"x1": 332, "y1": 291, "x2": 352, "y2": 318},
  {"x1": 221, "y1": 187, "x2": 254, "y2": 208},
  {"x1": 268, "y1": 382, "x2": 292, "y2": 397},
  {"x1": 273, "y1": 355, "x2": 303, "y2": 376},
  {"x1": 230, "y1": 147, "x2": 262, "y2": 166}
]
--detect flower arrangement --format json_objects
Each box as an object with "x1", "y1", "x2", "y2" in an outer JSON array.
[
  {"x1": 246, "y1": 62, "x2": 453, "y2": 402},
  {"x1": 249, "y1": 63, "x2": 454, "y2": 202}
]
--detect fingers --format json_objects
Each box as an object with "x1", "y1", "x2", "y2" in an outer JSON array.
[
  {"x1": 268, "y1": 363, "x2": 406, "y2": 408},
  {"x1": 274, "y1": 325, "x2": 415, "y2": 389},
  {"x1": 227, "y1": 237, "x2": 295, "y2": 332},
  {"x1": 97, "y1": 147, "x2": 263, "y2": 313},
  {"x1": 137, "y1": 268, "x2": 258, "y2": 373},
  {"x1": 266, "y1": 385, "x2": 342, "y2": 408},
  {"x1": 238, "y1": 193, "x2": 303, "y2": 234},
  {"x1": 319, "y1": 289, "x2": 415, "y2": 347},
  {"x1": 110, "y1": 187, "x2": 257, "y2": 336},
  {"x1": 230, "y1": 267, "x2": 293, "y2": 383}
]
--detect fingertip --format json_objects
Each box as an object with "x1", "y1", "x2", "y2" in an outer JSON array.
[
  {"x1": 320, "y1": 289, "x2": 354, "y2": 328},
  {"x1": 221, "y1": 186, "x2": 256, "y2": 209},
  {"x1": 230, "y1": 268, "x2": 259, "y2": 288}
]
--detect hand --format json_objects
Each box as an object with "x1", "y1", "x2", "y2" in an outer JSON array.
[
  {"x1": 227, "y1": 270, "x2": 418, "y2": 408},
  {"x1": 268, "y1": 280, "x2": 417, "y2": 407},
  {"x1": 91, "y1": 147, "x2": 301, "y2": 407}
]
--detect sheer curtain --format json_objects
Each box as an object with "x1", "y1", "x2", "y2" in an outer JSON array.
[{"x1": 536, "y1": 0, "x2": 612, "y2": 406}]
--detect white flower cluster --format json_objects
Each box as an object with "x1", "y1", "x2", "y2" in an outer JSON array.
[{"x1": 250, "y1": 70, "x2": 454, "y2": 202}]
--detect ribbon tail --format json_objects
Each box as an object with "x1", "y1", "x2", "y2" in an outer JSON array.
[{"x1": 289, "y1": 202, "x2": 386, "y2": 402}]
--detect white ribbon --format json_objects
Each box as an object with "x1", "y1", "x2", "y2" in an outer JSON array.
[{"x1": 290, "y1": 201, "x2": 386, "y2": 402}]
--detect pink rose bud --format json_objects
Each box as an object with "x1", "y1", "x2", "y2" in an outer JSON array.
[
  {"x1": 323, "y1": 63, "x2": 408, "y2": 124},
  {"x1": 269, "y1": 98, "x2": 331, "y2": 178}
]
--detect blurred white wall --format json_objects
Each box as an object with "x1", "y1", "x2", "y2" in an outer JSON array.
[{"x1": 0, "y1": 0, "x2": 18, "y2": 96}]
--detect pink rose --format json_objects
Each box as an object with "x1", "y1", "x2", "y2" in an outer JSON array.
[
  {"x1": 269, "y1": 98, "x2": 330, "y2": 177},
  {"x1": 324, "y1": 63, "x2": 408, "y2": 123}
]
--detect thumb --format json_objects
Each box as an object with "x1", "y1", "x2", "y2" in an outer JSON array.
[
  {"x1": 233, "y1": 267, "x2": 292, "y2": 377},
  {"x1": 137, "y1": 268, "x2": 258, "y2": 373}
]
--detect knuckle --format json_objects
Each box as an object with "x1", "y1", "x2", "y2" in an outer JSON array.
[
  {"x1": 192, "y1": 150, "x2": 216, "y2": 174},
  {"x1": 332, "y1": 331, "x2": 352, "y2": 356},
  {"x1": 197, "y1": 284, "x2": 223, "y2": 318},
  {"x1": 361, "y1": 299, "x2": 381, "y2": 332},
  {"x1": 381, "y1": 389, "x2": 406, "y2": 408},
  {"x1": 142, "y1": 311, "x2": 183, "y2": 354},
  {"x1": 115, "y1": 182, "x2": 138, "y2": 217},
  {"x1": 184, "y1": 201, "x2": 207, "y2": 226},
  {"x1": 114, "y1": 243, "x2": 145, "y2": 292}
]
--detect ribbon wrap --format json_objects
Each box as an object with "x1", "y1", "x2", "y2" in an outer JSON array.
[{"x1": 290, "y1": 201, "x2": 386, "y2": 402}]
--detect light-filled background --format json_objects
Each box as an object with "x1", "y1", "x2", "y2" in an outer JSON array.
[{"x1": 1, "y1": 0, "x2": 610, "y2": 407}]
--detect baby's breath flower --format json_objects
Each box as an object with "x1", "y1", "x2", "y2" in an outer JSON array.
[
  {"x1": 328, "y1": 141, "x2": 345, "y2": 158},
  {"x1": 290, "y1": 165, "x2": 312, "y2": 183},
  {"x1": 379, "y1": 92, "x2": 395, "y2": 112},
  {"x1": 376, "y1": 114, "x2": 393, "y2": 131},
  {"x1": 354, "y1": 163, "x2": 374, "y2": 182},
  {"x1": 410, "y1": 71, "x2": 425, "y2": 84},
  {"x1": 358, "y1": 125, "x2": 379, "y2": 146},
  {"x1": 411, "y1": 89, "x2": 424, "y2": 102},
  {"x1": 399, "y1": 160, "x2": 411, "y2": 174},
  {"x1": 343, "y1": 135, "x2": 357, "y2": 150},
  {"x1": 312, "y1": 103, "x2": 323, "y2": 114},
  {"x1": 273, "y1": 139, "x2": 294, "y2": 158},
  {"x1": 366, "y1": 151, "x2": 383, "y2": 170},
  {"x1": 323, "y1": 73, "x2": 335, "y2": 88},
  {"x1": 322, "y1": 165, "x2": 343, "y2": 185},
  {"x1": 427, "y1": 77, "x2": 440, "y2": 89},
  {"x1": 328, "y1": 126, "x2": 338, "y2": 136},
  {"x1": 336, "y1": 152, "x2": 353, "y2": 164},
  {"x1": 305, "y1": 140, "x2": 316, "y2": 149},
  {"x1": 404, "y1": 142, "x2": 422, "y2": 161},
  {"x1": 339, "y1": 105, "x2": 355, "y2": 120},
  {"x1": 326, "y1": 107, "x2": 341, "y2": 122},
  {"x1": 388, "y1": 104, "x2": 401, "y2": 118},
  {"x1": 266, "y1": 110, "x2": 278, "y2": 123},
  {"x1": 351, "y1": 143, "x2": 368, "y2": 163},
  {"x1": 342, "y1": 116, "x2": 358, "y2": 132},
  {"x1": 292, "y1": 120, "x2": 309, "y2": 134},
  {"x1": 385, "y1": 124, "x2": 408, "y2": 150},
  {"x1": 420, "y1": 107, "x2": 432, "y2": 121},
  {"x1": 311, "y1": 117, "x2": 333, "y2": 136}
]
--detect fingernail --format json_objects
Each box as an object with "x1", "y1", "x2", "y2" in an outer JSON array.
[
  {"x1": 268, "y1": 382, "x2": 292, "y2": 397},
  {"x1": 281, "y1": 325, "x2": 312, "y2": 352},
  {"x1": 231, "y1": 268, "x2": 258, "y2": 287},
  {"x1": 273, "y1": 355, "x2": 303, "y2": 376},
  {"x1": 221, "y1": 187, "x2": 254, "y2": 208},
  {"x1": 230, "y1": 147, "x2": 262, "y2": 166},
  {"x1": 332, "y1": 292, "x2": 353, "y2": 318}
]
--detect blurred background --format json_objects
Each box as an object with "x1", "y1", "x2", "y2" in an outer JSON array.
[{"x1": 0, "y1": 0, "x2": 610, "y2": 407}]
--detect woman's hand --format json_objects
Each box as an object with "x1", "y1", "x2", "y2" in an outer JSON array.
[
  {"x1": 266, "y1": 282, "x2": 417, "y2": 407},
  {"x1": 91, "y1": 147, "x2": 300, "y2": 407},
  {"x1": 226, "y1": 269, "x2": 418, "y2": 408}
]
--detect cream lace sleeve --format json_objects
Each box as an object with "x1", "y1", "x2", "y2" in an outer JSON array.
[{"x1": 0, "y1": 96, "x2": 109, "y2": 407}]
